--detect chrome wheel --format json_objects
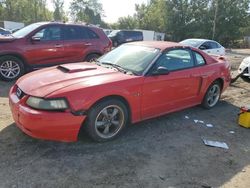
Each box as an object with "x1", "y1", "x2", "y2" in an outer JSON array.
[
  {"x1": 95, "y1": 105, "x2": 125, "y2": 139},
  {"x1": 206, "y1": 84, "x2": 220, "y2": 107},
  {"x1": 0, "y1": 60, "x2": 21, "y2": 79}
]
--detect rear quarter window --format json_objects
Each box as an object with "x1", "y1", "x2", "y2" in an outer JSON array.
[
  {"x1": 86, "y1": 28, "x2": 99, "y2": 39},
  {"x1": 194, "y1": 52, "x2": 206, "y2": 65}
]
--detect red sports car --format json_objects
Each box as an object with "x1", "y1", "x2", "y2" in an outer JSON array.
[{"x1": 9, "y1": 41, "x2": 231, "y2": 142}]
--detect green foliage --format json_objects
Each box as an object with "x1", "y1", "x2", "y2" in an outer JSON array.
[
  {"x1": 115, "y1": 0, "x2": 250, "y2": 46},
  {"x1": 52, "y1": 0, "x2": 65, "y2": 21},
  {"x1": 70, "y1": 0, "x2": 104, "y2": 25},
  {"x1": 0, "y1": 0, "x2": 52, "y2": 24},
  {"x1": 116, "y1": 16, "x2": 137, "y2": 29}
]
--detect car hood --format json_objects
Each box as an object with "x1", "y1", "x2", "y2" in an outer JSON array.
[
  {"x1": 17, "y1": 63, "x2": 136, "y2": 97},
  {"x1": 0, "y1": 35, "x2": 16, "y2": 42}
]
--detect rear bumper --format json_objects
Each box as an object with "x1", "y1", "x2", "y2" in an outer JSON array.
[{"x1": 9, "y1": 87, "x2": 86, "y2": 142}]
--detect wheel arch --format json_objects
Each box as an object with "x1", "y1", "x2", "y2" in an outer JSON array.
[
  {"x1": 84, "y1": 52, "x2": 102, "y2": 61},
  {"x1": 213, "y1": 77, "x2": 224, "y2": 90},
  {"x1": 88, "y1": 95, "x2": 132, "y2": 123},
  {"x1": 0, "y1": 53, "x2": 29, "y2": 70}
]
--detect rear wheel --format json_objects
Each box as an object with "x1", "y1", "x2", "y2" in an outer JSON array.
[
  {"x1": 85, "y1": 54, "x2": 100, "y2": 62},
  {"x1": 202, "y1": 81, "x2": 221, "y2": 109},
  {"x1": 0, "y1": 56, "x2": 25, "y2": 81},
  {"x1": 85, "y1": 99, "x2": 128, "y2": 142}
]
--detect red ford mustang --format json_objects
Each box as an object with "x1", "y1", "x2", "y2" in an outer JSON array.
[{"x1": 9, "y1": 41, "x2": 231, "y2": 142}]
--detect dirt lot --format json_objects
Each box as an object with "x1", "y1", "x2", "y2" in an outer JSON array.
[{"x1": 0, "y1": 50, "x2": 250, "y2": 188}]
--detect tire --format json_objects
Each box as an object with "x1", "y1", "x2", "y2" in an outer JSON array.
[
  {"x1": 85, "y1": 54, "x2": 100, "y2": 62},
  {"x1": 202, "y1": 81, "x2": 222, "y2": 109},
  {"x1": 241, "y1": 75, "x2": 250, "y2": 83},
  {"x1": 0, "y1": 56, "x2": 25, "y2": 81},
  {"x1": 84, "y1": 99, "x2": 128, "y2": 142}
]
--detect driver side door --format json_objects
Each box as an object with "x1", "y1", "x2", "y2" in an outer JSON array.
[
  {"x1": 25, "y1": 25, "x2": 65, "y2": 66},
  {"x1": 141, "y1": 48, "x2": 202, "y2": 120}
]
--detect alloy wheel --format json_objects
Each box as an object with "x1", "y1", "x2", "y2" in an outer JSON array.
[
  {"x1": 206, "y1": 84, "x2": 220, "y2": 107},
  {"x1": 95, "y1": 105, "x2": 125, "y2": 139},
  {"x1": 0, "y1": 60, "x2": 21, "y2": 79}
]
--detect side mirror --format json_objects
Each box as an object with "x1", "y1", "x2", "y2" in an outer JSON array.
[
  {"x1": 152, "y1": 66, "x2": 170, "y2": 76},
  {"x1": 199, "y1": 45, "x2": 206, "y2": 50},
  {"x1": 31, "y1": 36, "x2": 41, "y2": 42}
]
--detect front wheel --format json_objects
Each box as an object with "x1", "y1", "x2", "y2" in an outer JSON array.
[
  {"x1": 202, "y1": 81, "x2": 221, "y2": 109},
  {"x1": 85, "y1": 99, "x2": 128, "y2": 142},
  {"x1": 0, "y1": 56, "x2": 25, "y2": 81}
]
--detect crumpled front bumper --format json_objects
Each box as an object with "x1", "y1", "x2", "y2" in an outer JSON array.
[{"x1": 9, "y1": 86, "x2": 86, "y2": 142}]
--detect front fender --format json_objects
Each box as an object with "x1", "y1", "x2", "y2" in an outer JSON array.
[{"x1": 47, "y1": 78, "x2": 144, "y2": 123}]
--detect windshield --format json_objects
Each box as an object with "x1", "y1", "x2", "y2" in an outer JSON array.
[
  {"x1": 12, "y1": 23, "x2": 44, "y2": 38},
  {"x1": 108, "y1": 30, "x2": 120, "y2": 37},
  {"x1": 98, "y1": 44, "x2": 160, "y2": 75},
  {"x1": 180, "y1": 39, "x2": 204, "y2": 48}
]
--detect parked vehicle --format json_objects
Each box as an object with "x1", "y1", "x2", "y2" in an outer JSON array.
[
  {"x1": 0, "y1": 27, "x2": 11, "y2": 35},
  {"x1": 10, "y1": 27, "x2": 23, "y2": 33},
  {"x1": 108, "y1": 30, "x2": 143, "y2": 47},
  {"x1": 134, "y1": 29, "x2": 165, "y2": 41},
  {"x1": 9, "y1": 41, "x2": 231, "y2": 142},
  {"x1": 180, "y1": 39, "x2": 225, "y2": 56},
  {"x1": 0, "y1": 22, "x2": 112, "y2": 81},
  {"x1": 103, "y1": 29, "x2": 113, "y2": 36},
  {"x1": 238, "y1": 57, "x2": 250, "y2": 82}
]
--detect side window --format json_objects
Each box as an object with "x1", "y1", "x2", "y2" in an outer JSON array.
[
  {"x1": 210, "y1": 42, "x2": 219, "y2": 49},
  {"x1": 33, "y1": 26, "x2": 61, "y2": 41},
  {"x1": 194, "y1": 52, "x2": 206, "y2": 65},
  {"x1": 117, "y1": 31, "x2": 124, "y2": 39},
  {"x1": 64, "y1": 26, "x2": 88, "y2": 40},
  {"x1": 200, "y1": 42, "x2": 211, "y2": 50},
  {"x1": 86, "y1": 28, "x2": 99, "y2": 39},
  {"x1": 155, "y1": 49, "x2": 194, "y2": 71}
]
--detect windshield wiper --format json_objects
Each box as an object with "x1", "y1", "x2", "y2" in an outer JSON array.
[{"x1": 101, "y1": 62, "x2": 128, "y2": 74}]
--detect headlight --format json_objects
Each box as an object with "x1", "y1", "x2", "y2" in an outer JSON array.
[{"x1": 26, "y1": 96, "x2": 69, "y2": 111}]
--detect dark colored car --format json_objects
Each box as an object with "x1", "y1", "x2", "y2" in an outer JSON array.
[
  {"x1": 0, "y1": 27, "x2": 11, "y2": 35},
  {"x1": 108, "y1": 30, "x2": 143, "y2": 47},
  {"x1": 0, "y1": 22, "x2": 112, "y2": 81}
]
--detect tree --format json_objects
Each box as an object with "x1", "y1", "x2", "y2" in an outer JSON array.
[
  {"x1": 117, "y1": 16, "x2": 137, "y2": 29},
  {"x1": 70, "y1": 0, "x2": 104, "y2": 25},
  {"x1": 52, "y1": 0, "x2": 65, "y2": 21},
  {"x1": 0, "y1": 0, "x2": 52, "y2": 24}
]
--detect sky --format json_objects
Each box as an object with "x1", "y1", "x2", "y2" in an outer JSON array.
[{"x1": 48, "y1": 0, "x2": 149, "y2": 23}]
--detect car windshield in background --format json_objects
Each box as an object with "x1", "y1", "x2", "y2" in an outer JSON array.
[
  {"x1": 98, "y1": 44, "x2": 160, "y2": 75},
  {"x1": 180, "y1": 39, "x2": 204, "y2": 48},
  {"x1": 12, "y1": 23, "x2": 44, "y2": 38},
  {"x1": 108, "y1": 30, "x2": 120, "y2": 37}
]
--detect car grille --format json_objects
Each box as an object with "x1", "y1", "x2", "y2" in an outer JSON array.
[{"x1": 16, "y1": 86, "x2": 25, "y2": 99}]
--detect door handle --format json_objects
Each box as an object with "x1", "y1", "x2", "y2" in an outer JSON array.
[
  {"x1": 55, "y1": 44, "x2": 63, "y2": 48},
  {"x1": 207, "y1": 51, "x2": 211, "y2": 53},
  {"x1": 84, "y1": 43, "x2": 93, "y2": 46}
]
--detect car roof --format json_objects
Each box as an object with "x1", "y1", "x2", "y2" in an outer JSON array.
[
  {"x1": 128, "y1": 41, "x2": 183, "y2": 51},
  {"x1": 34, "y1": 21, "x2": 99, "y2": 29},
  {"x1": 184, "y1": 38, "x2": 218, "y2": 43}
]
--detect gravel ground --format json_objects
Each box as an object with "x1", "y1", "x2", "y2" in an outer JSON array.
[{"x1": 0, "y1": 50, "x2": 250, "y2": 188}]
